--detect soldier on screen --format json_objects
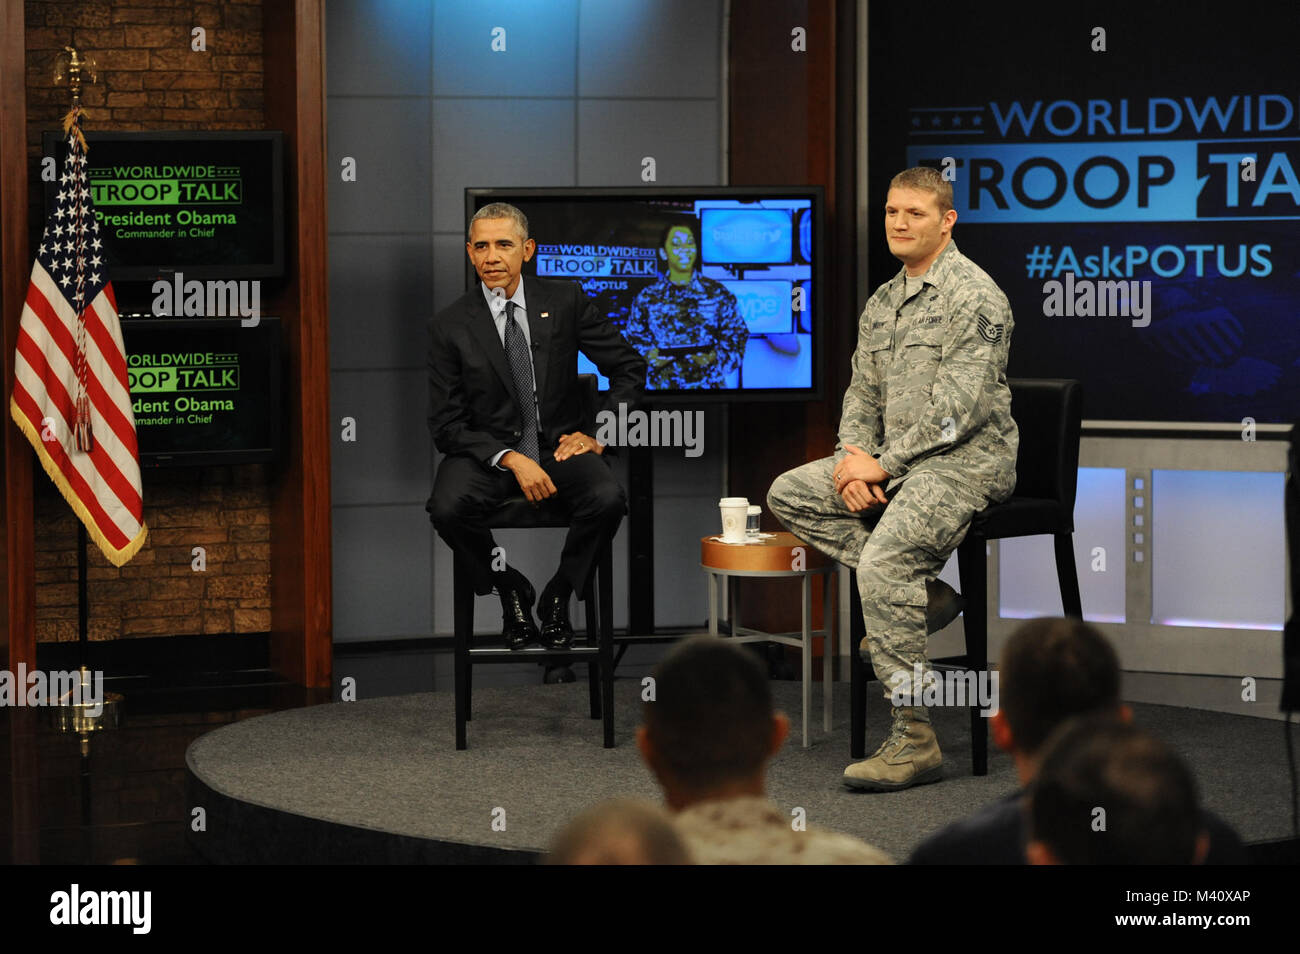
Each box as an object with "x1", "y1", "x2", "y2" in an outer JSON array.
[
  {"x1": 624, "y1": 221, "x2": 749, "y2": 389},
  {"x1": 768, "y1": 166, "x2": 1018, "y2": 792}
]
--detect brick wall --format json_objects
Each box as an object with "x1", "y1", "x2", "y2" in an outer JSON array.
[
  {"x1": 24, "y1": 0, "x2": 264, "y2": 164},
  {"x1": 35, "y1": 467, "x2": 272, "y2": 640},
  {"x1": 24, "y1": 0, "x2": 273, "y2": 642}
]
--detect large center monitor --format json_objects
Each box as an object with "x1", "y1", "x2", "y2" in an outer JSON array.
[{"x1": 466, "y1": 187, "x2": 824, "y2": 402}]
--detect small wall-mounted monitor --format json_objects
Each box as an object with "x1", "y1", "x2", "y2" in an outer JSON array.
[
  {"x1": 42, "y1": 130, "x2": 285, "y2": 284},
  {"x1": 121, "y1": 317, "x2": 282, "y2": 467}
]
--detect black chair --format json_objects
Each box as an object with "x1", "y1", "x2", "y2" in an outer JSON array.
[
  {"x1": 850, "y1": 378, "x2": 1083, "y2": 775},
  {"x1": 449, "y1": 374, "x2": 616, "y2": 750}
]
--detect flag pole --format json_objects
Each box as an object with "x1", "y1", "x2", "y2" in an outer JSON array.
[
  {"x1": 42, "y1": 46, "x2": 123, "y2": 750},
  {"x1": 77, "y1": 520, "x2": 88, "y2": 667}
]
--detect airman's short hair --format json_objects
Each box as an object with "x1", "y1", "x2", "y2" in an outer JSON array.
[
  {"x1": 999, "y1": 617, "x2": 1122, "y2": 754},
  {"x1": 889, "y1": 166, "x2": 954, "y2": 215},
  {"x1": 1028, "y1": 717, "x2": 1202, "y2": 865},
  {"x1": 642, "y1": 637, "x2": 773, "y2": 789}
]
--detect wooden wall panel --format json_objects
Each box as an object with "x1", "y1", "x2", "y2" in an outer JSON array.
[
  {"x1": 263, "y1": 0, "x2": 332, "y2": 688},
  {"x1": 1, "y1": 0, "x2": 36, "y2": 672},
  {"x1": 728, "y1": 0, "x2": 856, "y2": 639}
]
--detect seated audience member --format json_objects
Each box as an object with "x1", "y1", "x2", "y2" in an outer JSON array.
[
  {"x1": 638, "y1": 637, "x2": 893, "y2": 865},
  {"x1": 1026, "y1": 717, "x2": 1208, "y2": 865},
  {"x1": 908, "y1": 617, "x2": 1245, "y2": 864},
  {"x1": 545, "y1": 799, "x2": 692, "y2": 865}
]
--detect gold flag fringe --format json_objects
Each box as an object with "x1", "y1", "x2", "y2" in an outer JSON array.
[{"x1": 9, "y1": 397, "x2": 148, "y2": 567}]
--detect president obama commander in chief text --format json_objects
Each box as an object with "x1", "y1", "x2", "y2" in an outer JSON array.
[
  {"x1": 769, "y1": 167, "x2": 1018, "y2": 791},
  {"x1": 427, "y1": 203, "x2": 646, "y2": 650}
]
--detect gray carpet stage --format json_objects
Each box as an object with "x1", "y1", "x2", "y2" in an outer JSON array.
[{"x1": 185, "y1": 679, "x2": 1292, "y2": 863}]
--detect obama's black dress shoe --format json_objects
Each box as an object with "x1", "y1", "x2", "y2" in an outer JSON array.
[
  {"x1": 537, "y1": 588, "x2": 575, "y2": 650},
  {"x1": 495, "y1": 571, "x2": 539, "y2": 650}
]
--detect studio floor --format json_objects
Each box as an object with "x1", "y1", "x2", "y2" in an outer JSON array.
[{"x1": 4, "y1": 640, "x2": 1293, "y2": 864}]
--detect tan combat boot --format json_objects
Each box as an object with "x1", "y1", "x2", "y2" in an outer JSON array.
[{"x1": 843, "y1": 706, "x2": 943, "y2": 791}]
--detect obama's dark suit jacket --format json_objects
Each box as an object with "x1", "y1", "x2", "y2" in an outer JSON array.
[{"x1": 426, "y1": 276, "x2": 645, "y2": 464}]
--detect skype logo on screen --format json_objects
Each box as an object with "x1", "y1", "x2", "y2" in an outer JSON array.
[{"x1": 721, "y1": 280, "x2": 793, "y2": 334}]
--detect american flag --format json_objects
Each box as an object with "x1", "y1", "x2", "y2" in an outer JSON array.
[{"x1": 8, "y1": 111, "x2": 147, "y2": 566}]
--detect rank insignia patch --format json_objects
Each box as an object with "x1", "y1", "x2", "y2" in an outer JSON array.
[{"x1": 977, "y1": 314, "x2": 1003, "y2": 343}]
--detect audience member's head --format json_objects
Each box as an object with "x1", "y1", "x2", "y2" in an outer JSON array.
[
  {"x1": 1025, "y1": 716, "x2": 1208, "y2": 865},
  {"x1": 992, "y1": 617, "x2": 1129, "y2": 782},
  {"x1": 637, "y1": 637, "x2": 788, "y2": 809},
  {"x1": 545, "y1": 798, "x2": 692, "y2": 865}
]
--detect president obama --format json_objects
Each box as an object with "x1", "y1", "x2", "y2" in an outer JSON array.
[{"x1": 427, "y1": 203, "x2": 646, "y2": 650}]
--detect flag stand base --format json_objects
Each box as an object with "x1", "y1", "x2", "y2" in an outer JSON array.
[
  {"x1": 70, "y1": 522, "x2": 125, "y2": 756},
  {"x1": 49, "y1": 666, "x2": 123, "y2": 756}
]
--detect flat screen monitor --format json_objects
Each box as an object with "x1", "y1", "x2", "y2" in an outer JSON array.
[
  {"x1": 42, "y1": 130, "x2": 285, "y2": 284},
  {"x1": 121, "y1": 317, "x2": 282, "y2": 467},
  {"x1": 465, "y1": 187, "x2": 824, "y2": 402}
]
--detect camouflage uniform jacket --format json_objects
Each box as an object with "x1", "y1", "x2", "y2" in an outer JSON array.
[
  {"x1": 673, "y1": 796, "x2": 894, "y2": 865},
  {"x1": 624, "y1": 273, "x2": 749, "y2": 389},
  {"x1": 838, "y1": 241, "x2": 1018, "y2": 501}
]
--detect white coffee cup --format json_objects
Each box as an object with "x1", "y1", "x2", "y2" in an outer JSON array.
[{"x1": 719, "y1": 497, "x2": 749, "y2": 543}]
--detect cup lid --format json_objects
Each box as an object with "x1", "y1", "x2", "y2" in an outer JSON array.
[
  {"x1": 719, "y1": 497, "x2": 749, "y2": 506},
  {"x1": 747, "y1": 505, "x2": 761, "y2": 514}
]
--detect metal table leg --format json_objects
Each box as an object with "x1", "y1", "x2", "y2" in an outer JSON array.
[
  {"x1": 801, "y1": 572, "x2": 812, "y2": 748},
  {"x1": 822, "y1": 568, "x2": 832, "y2": 733},
  {"x1": 708, "y1": 571, "x2": 718, "y2": 638}
]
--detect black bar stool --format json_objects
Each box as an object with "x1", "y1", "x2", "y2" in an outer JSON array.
[{"x1": 451, "y1": 517, "x2": 615, "y2": 750}]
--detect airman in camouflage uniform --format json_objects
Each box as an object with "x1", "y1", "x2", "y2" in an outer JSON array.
[
  {"x1": 624, "y1": 223, "x2": 750, "y2": 389},
  {"x1": 767, "y1": 168, "x2": 1017, "y2": 791}
]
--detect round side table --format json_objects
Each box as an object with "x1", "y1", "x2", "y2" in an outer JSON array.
[{"x1": 700, "y1": 531, "x2": 833, "y2": 748}]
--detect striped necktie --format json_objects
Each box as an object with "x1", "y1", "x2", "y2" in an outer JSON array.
[{"x1": 502, "y1": 301, "x2": 540, "y2": 461}]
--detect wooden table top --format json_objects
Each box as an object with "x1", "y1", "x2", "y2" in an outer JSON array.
[{"x1": 700, "y1": 530, "x2": 831, "y2": 573}]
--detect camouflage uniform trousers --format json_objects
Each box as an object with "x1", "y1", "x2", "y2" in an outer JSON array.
[{"x1": 767, "y1": 456, "x2": 989, "y2": 700}]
